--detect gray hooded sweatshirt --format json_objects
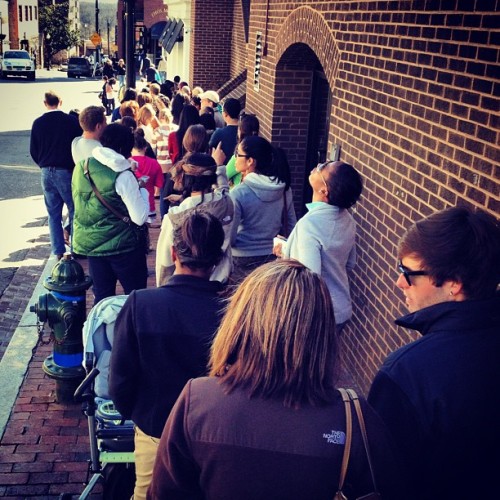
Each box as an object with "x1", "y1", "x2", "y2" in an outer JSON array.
[{"x1": 229, "y1": 172, "x2": 296, "y2": 257}]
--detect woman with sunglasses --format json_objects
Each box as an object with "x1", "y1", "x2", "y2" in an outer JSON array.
[
  {"x1": 277, "y1": 160, "x2": 363, "y2": 334},
  {"x1": 229, "y1": 136, "x2": 296, "y2": 283},
  {"x1": 221, "y1": 113, "x2": 260, "y2": 188}
]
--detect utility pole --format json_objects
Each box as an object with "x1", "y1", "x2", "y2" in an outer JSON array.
[
  {"x1": 125, "y1": 0, "x2": 136, "y2": 89},
  {"x1": 0, "y1": 11, "x2": 5, "y2": 57},
  {"x1": 95, "y1": 0, "x2": 100, "y2": 64}
]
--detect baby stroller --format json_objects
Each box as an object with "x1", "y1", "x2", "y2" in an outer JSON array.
[{"x1": 74, "y1": 295, "x2": 135, "y2": 499}]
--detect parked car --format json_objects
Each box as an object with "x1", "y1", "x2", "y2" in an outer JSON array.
[
  {"x1": 67, "y1": 57, "x2": 92, "y2": 78},
  {"x1": 0, "y1": 50, "x2": 36, "y2": 80}
]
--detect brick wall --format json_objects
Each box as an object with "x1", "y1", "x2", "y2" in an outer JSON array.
[
  {"x1": 190, "y1": 0, "x2": 237, "y2": 90},
  {"x1": 191, "y1": 1, "x2": 499, "y2": 393}
]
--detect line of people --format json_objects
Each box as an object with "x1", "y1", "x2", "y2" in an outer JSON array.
[{"x1": 29, "y1": 85, "x2": 500, "y2": 499}]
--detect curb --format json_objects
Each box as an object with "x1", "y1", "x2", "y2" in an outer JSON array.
[{"x1": 0, "y1": 255, "x2": 57, "y2": 440}]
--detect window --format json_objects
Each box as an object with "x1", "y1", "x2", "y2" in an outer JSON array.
[
  {"x1": 35, "y1": 6, "x2": 38, "y2": 20},
  {"x1": 241, "y1": 0, "x2": 250, "y2": 43},
  {"x1": 19, "y1": 6, "x2": 22, "y2": 22},
  {"x1": 253, "y1": 31, "x2": 263, "y2": 91},
  {"x1": 30, "y1": 6, "x2": 33, "y2": 21},
  {"x1": 25, "y1": 6, "x2": 28, "y2": 21}
]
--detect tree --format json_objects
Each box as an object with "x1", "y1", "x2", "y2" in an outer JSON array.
[{"x1": 39, "y1": 3, "x2": 80, "y2": 63}]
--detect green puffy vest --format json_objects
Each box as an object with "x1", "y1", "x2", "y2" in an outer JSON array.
[{"x1": 72, "y1": 158, "x2": 139, "y2": 256}]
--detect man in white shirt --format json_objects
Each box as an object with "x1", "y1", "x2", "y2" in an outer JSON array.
[{"x1": 72, "y1": 105, "x2": 107, "y2": 165}]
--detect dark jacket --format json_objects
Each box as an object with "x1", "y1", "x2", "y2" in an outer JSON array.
[
  {"x1": 102, "y1": 63, "x2": 115, "y2": 79},
  {"x1": 30, "y1": 110, "x2": 82, "y2": 169},
  {"x1": 209, "y1": 124, "x2": 238, "y2": 160},
  {"x1": 146, "y1": 66, "x2": 160, "y2": 83},
  {"x1": 148, "y1": 377, "x2": 408, "y2": 500},
  {"x1": 368, "y1": 295, "x2": 500, "y2": 499},
  {"x1": 109, "y1": 275, "x2": 224, "y2": 438}
]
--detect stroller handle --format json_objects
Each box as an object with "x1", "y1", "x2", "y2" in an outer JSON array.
[{"x1": 74, "y1": 367, "x2": 100, "y2": 401}]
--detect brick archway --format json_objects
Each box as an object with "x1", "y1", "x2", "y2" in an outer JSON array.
[
  {"x1": 271, "y1": 7, "x2": 340, "y2": 213},
  {"x1": 274, "y1": 6, "x2": 340, "y2": 90}
]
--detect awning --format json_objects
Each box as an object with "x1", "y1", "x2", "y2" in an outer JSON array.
[
  {"x1": 150, "y1": 21, "x2": 167, "y2": 40},
  {"x1": 160, "y1": 18, "x2": 184, "y2": 54}
]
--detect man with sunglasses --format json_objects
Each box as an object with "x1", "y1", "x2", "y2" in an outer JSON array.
[{"x1": 368, "y1": 206, "x2": 500, "y2": 499}]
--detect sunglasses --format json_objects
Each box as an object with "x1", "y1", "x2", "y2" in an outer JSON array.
[
  {"x1": 315, "y1": 161, "x2": 329, "y2": 189},
  {"x1": 397, "y1": 259, "x2": 429, "y2": 286}
]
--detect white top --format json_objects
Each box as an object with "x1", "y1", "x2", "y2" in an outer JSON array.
[
  {"x1": 92, "y1": 146, "x2": 149, "y2": 226},
  {"x1": 283, "y1": 202, "x2": 357, "y2": 324},
  {"x1": 72, "y1": 137, "x2": 101, "y2": 165}
]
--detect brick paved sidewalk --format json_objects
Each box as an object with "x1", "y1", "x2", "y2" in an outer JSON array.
[
  {"x1": 0, "y1": 210, "x2": 360, "y2": 498},
  {"x1": 0, "y1": 220, "x2": 161, "y2": 499}
]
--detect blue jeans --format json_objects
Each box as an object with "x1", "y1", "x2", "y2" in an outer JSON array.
[{"x1": 41, "y1": 167, "x2": 74, "y2": 256}]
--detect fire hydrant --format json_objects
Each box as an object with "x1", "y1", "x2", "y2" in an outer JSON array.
[{"x1": 30, "y1": 253, "x2": 92, "y2": 403}]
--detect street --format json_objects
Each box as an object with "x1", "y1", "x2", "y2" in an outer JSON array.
[{"x1": 0, "y1": 69, "x2": 104, "y2": 295}]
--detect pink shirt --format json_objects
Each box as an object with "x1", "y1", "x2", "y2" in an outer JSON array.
[{"x1": 131, "y1": 155, "x2": 164, "y2": 213}]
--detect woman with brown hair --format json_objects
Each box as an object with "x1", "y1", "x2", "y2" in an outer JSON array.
[
  {"x1": 148, "y1": 260, "x2": 408, "y2": 499},
  {"x1": 119, "y1": 100, "x2": 139, "y2": 122},
  {"x1": 156, "y1": 152, "x2": 233, "y2": 286},
  {"x1": 159, "y1": 123, "x2": 209, "y2": 218},
  {"x1": 167, "y1": 104, "x2": 200, "y2": 165},
  {"x1": 72, "y1": 123, "x2": 149, "y2": 305}
]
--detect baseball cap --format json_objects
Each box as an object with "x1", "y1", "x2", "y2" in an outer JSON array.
[{"x1": 198, "y1": 90, "x2": 220, "y2": 104}]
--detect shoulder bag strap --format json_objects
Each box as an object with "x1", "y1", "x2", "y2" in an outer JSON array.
[
  {"x1": 346, "y1": 389, "x2": 379, "y2": 494},
  {"x1": 83, "y1": 158, "x2": 131, "y2": 224},
  {"x1": 335, "y1": 388, "x2": 352, "y2": 500}
]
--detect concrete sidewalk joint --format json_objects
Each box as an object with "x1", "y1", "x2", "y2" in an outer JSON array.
[{"x1": 0, "y1": 256, "x2": 55, "y2": 440}]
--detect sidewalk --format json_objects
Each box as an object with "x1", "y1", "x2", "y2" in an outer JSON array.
[
  {"x1": 0, "y1": 211, "x2": 360, "y2": 498},
  {"x1": 0, "y1": 220, "x2": 161, "y2": 498}
]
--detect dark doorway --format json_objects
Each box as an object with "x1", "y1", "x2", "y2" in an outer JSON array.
[
  {"x1": 271, "y1": 43, "x2": 332, "y2": 217},
  {"x1": 302, "y1": 70, "x2": 332, "y2": 215}
]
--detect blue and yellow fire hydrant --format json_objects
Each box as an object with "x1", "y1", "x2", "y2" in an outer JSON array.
[{"x1": 30, "y1": 253, "x2": 92, "y2": 403}]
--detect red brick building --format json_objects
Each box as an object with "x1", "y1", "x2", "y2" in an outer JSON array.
[{"x1": 142, "y1": 1, "x2": 499, "y2": 392}]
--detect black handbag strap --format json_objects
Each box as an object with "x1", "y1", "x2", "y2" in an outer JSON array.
[{"x1": 83, "y1": 158, "x2": 131, "y2": 224}]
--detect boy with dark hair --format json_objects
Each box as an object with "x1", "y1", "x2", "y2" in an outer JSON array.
[
  {"x1": 368, "y1": 206, "x2": 500, "y2": 499},
  {"x1": 208, "y1": 97, "x2": 241, "y2": 160}
]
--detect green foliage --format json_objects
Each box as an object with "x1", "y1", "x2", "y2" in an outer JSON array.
[{"x1": 39, "y1": 2, "x2": 80, "y2": 58}]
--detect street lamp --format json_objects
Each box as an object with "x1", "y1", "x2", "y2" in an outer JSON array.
[
  {"x1": 124, "y1": 0, "x2": 136, "y2": 89},
  {"x1": 45, "y1": 32, "x2": 51, "y2": 69},
  {"x1": 82, "y1": 23, "x2": 88, "y2": 56}
]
